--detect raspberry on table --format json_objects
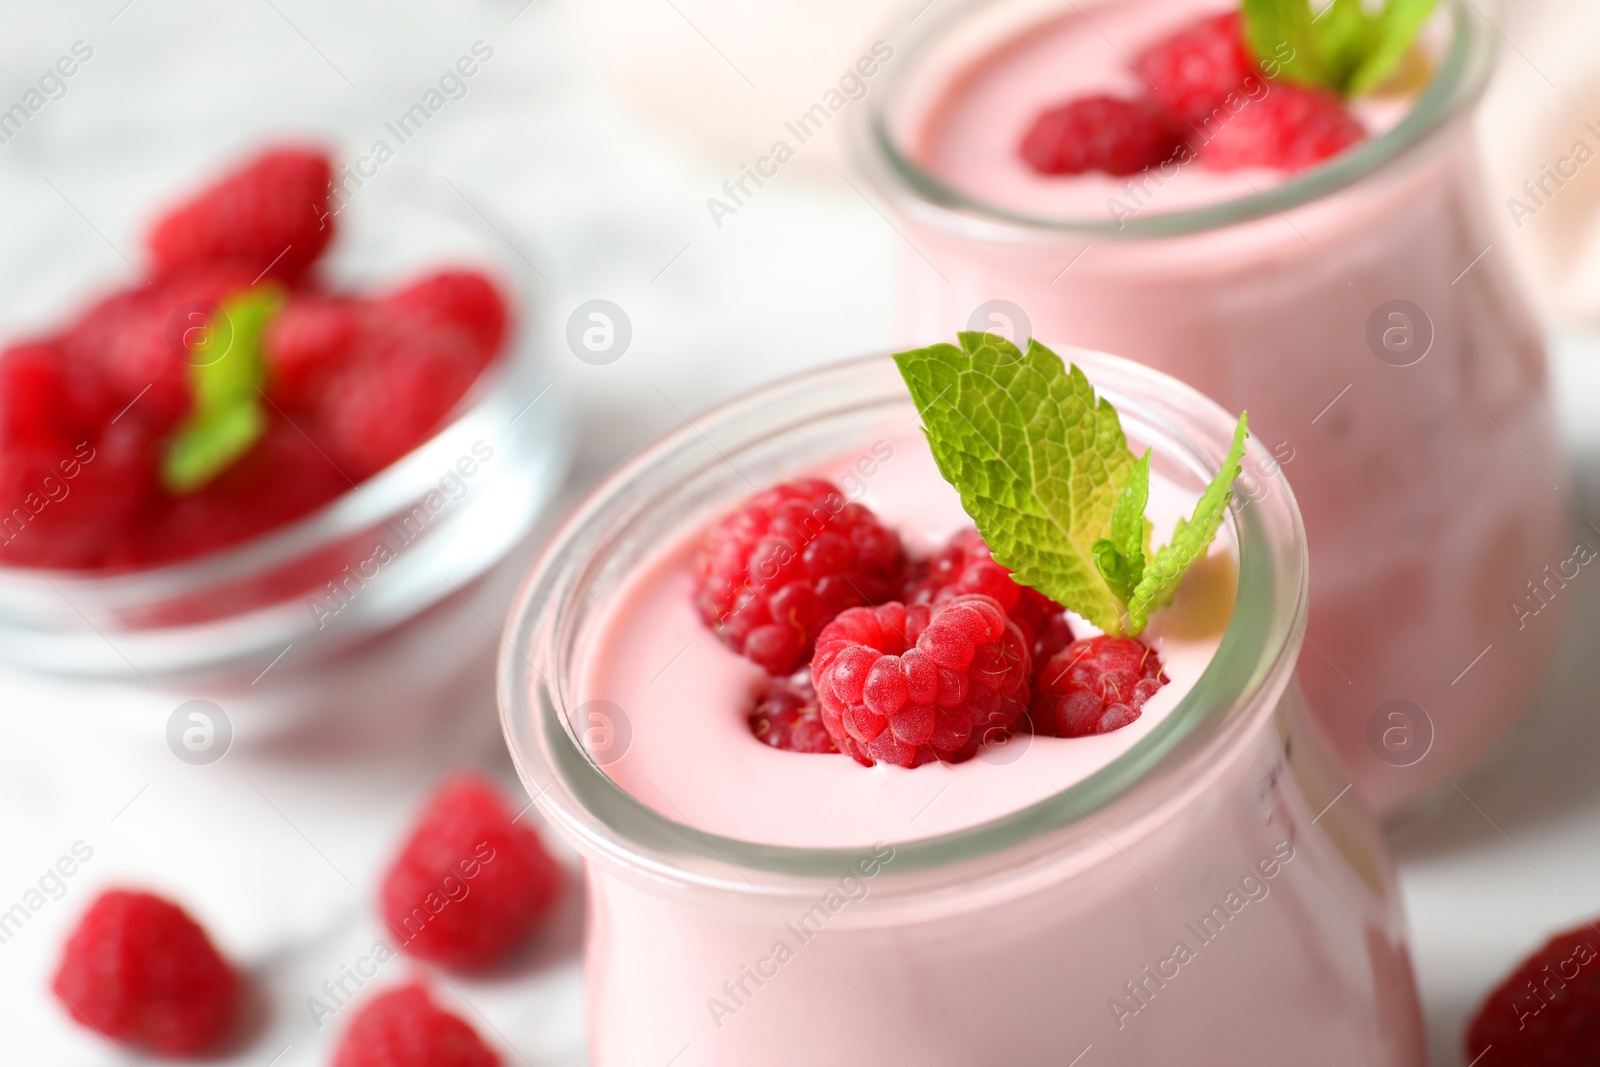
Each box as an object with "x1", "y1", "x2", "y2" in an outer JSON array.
[
  {"x1": 381, "y1": 772, "x2": 563, "y2": 972},
  {"x1": 1468, "y1": 922, "x2": 1600, "y2": 1066},
  {"x1": 904, "y1": 528, "x2": 1072, "y2": 668},
  {"x1": 692, "y1": 479, "x2": 910, "y2": 676},
  {"x1": 146, "y1": 146, "x2": 335, "y2": 284},
  {"x1": 812, "y1": 594, "x2": 1031, "y2": 767},
  {"x1": 1199, "y1": 81, "x2": 1364, "y2": 171},
  {"x1": 1020, "y1": 95, "x2": 1183, "y2": 176},
  {"x1": 1032, "y1": 635, "x2": 1168, "y2": 737},
  {"x1": 334, "y1": 985, "x2": 500, "y2": 1067},
  {"x1": 1135, "y1": 12, "x2": 1260, "y2": 127},
  {"x1": 382, "y1": 270, "x2": 510, "y2": 360},
  {"x1": 748, "y1": 675, "x2": 837, "y2": 754},
  {"x1": 51, "y1": 889, "x2": 240, "y2": 1057}
]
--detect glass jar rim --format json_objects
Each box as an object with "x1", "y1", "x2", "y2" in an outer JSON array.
[
  {"x1": 855, "y1": 0, "x2": 1490, "y2": 240},
  {"x1": 498, "y1": 349, "x2": 1310, "y2": 896}
]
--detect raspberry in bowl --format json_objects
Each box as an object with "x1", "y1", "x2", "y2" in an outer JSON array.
[
  {"x1": 0, "y1": 147, "x2": 567, "y2": 741},
  {"x1": 856, "y1": 0, "x2": 1570, "y2": 817},
  {"x1": 500, "y1": 344, "x2": 1425, "y2": 1064}
]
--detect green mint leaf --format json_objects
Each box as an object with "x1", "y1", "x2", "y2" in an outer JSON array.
[
  {"x1": 1093, "y1": 448, "x2": 1150, "y2": 604},
  {"x1": 161, "y1": 286, "x2": 283, "y2": 493},
  {"x1": 1243, "y1": 0, "x2": 1436, "y2": 96},
  {"x1": 894, "y1": 333, "x2": 1137, "y2": 634},
  {"x1": 1126, "y1": 413, "x2": 1249, "y2": 635},
  {"x1": 1347, "y1": 0, "x2": 1435, "y2": 95},
  {"x1": 1242, "y1": 0, "x2": 1332, "y2": 90}
]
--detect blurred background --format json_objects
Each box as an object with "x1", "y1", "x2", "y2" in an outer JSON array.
[{"x1": 0, "y1": 0, "x2": 1596, "y2": 1063}]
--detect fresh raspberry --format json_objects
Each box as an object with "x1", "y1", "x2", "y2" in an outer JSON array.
[
  {"x1": 262, "y1": 294, "x2": 362, "y2": 409},
  {"x1": 334, "y1": 985, "x2": 500, "y2": 1067},
  {"x1": 51, "y1": 889, "x2": 240, "y2": 1056},
  {"x1": 748, "y1": 676, "x2": 837, "y2": 754},
  {"x1": 69, "y1": 264, "x2": 265, "y2": 435},
  {"x1": 1200, "y1": 82, "x2": 1364, "y2": 171},
  {"x1": 146, "y1": 146, "x2": 334, "y2": 284},
  {"x1": 1467, "y1": 922, "x2": 1600, "y2": 1066},
  {"x1": 382, "y1": 270, "x2": 510, "y2": 360},
  {"x1": 1020, "y1": 96, "x2": 1182, "y2": 176},
  {"x1": 904, "y1": 528, "x2": 1072, "y2": 666},
  {"x1": 812, "y1": 594, "x2": 1030, "y2": 767},
  {"x1": 1032, "y1": 635, "x2": 1168, "y2": 737},
  {"x1": 692, "y1": 480, "x2": 910, "y2": 676},
  {"x1": 318, "y1": 319, "x2": 487, "y2": 480},
  {"x1": 127, "y1": 416, "x2": 347, "y2": 566},
  {"x1": 0, "y1": 342, "x2": 81, "y2": 446},
  {"x1": 381, "y1": 772, "x2": 563, "y2": 972},
  {"x1": 0, "y1": 416, "x2": 159, "y2": 570},
  {"x1": 1135, "y1": 12, "x2": 1259, "y2": 126}
]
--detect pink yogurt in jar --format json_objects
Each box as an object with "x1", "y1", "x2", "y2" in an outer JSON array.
[
  {"x1": 855, "y1": 0, "x2": 1571, "y2": 816},
  {"x1": 500, "y1": 353, "x2": 1425, "y2": 1065}
]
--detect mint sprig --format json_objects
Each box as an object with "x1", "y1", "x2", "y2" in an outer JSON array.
[
  {"x1": 895, "y1": 333, "x2": 1247, "y2": 638},
  {"x1": 1243, "y1": 0, "x2": 1436, "y2": 97},
  {"x1": 162, "y1": 286, "x2": 283, "y2": 493}
]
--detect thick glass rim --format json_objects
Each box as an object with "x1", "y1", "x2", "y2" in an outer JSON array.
[
  {"x1": 498, "y1": 350, "x2": 1310, "y2": 897},
  {"x1": 857, "y1": 0, "x2": 1491, "y2": 239}
]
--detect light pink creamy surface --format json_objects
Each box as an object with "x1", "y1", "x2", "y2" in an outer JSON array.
[
  {"x1": 883, "y1": 0, "x2": 1570, "y2": 813},
  {"x1": 576, "y1": 435, "x2": 1226, "y2": 848}
]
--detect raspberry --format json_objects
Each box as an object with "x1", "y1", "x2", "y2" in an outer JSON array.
[
  {"x1": 812, "y1": 594, "x2": 1030, "y2": 767},
  {"x1": 905, "y1": 528, "x2": 1072, "y2": 665},
  {"x1": 381, "y1": 772, "x2": 563, "y2": 972},
  {"x1": 382, "y1": 270, "x2": 510, "y2": 359},
  {"x1": 128, "y1": 416, "x2": 346, "y2": 566},
  {"x1": 1200, "y1": 82, "x2": 1364, "y2": 171},
  {"x1": 318, "y1": 319, "x2": 487, "y2": 480},
  {"x1": 4, "y1": 418, "x2": 159, "y2": 568},
  {"x1": 1135, "y1": 12, "x2": 1259, "y2": 126},
  {"x1": 263, "y1": 294, "x2": 362, "y2": 408},
  {"x1": 51, "y1": 889, "x2": 240, "y2": 1056},
  {"x1": 333, "y1": 985, "x2": 500, "y2": 1067},
  {"x1": 146, "y1": 146, "x2": 334, "y2": 284},
  {"x1": 1467, "y1": 922, "x2": 1600, "y2": 1066},
  {"x1": 0, "y1": 342, "x2": 82, "y2": 446},
  {"x1": 748, "y1": 676, "x2": 837, "y2": 754},
  {"x1": 1020, "y1": 96, "x2": 1182, "y2": 176},
  {"x1": 1032, "y1": 635, "x2": 1168, "y2": 737},
  {"x1": 692, "y1": 480, "x2": 910, "y2": 676}
]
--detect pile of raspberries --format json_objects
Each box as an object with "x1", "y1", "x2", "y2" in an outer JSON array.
[{"x1": 693, "y1": 479, "x2": 1169, "y2": 768}]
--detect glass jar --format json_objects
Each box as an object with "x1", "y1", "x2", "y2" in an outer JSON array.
[
  {"x1": 855, "y1": 0, "x2": 1571, "y2": 816},
  {"x1": 0, "y1": 166, "x2": 570, "y2": 750},
  {"x1": 500, "y1": 353, "x2": 1424, "y2": 1066}
]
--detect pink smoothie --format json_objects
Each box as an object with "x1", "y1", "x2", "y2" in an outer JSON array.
[
  {"x1": 505, "y1": 353, "x2": 1424, "y2": 1066},
  {"x1": 868, "y1": 0, "x2": 1570, "y2": 813},
  {"x1": 576, "y1": 435, "x2": 1228, "y2": 848}
]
